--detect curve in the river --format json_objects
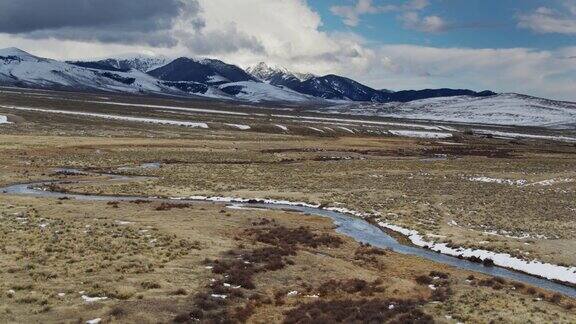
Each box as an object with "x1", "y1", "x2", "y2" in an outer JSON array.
[{"x1": 1, "y1": 172, "x2": 575, "y2": 298}]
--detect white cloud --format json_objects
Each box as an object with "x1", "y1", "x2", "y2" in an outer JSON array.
[
  {"x1": 400, "y1": 12, "x2": 447, "y2": 32},
  {"x1": 330, "y1": 0, "x2": 396, "y2": 27},
  {"x1": 0, "y1": 34, "x2": 165, "y2": 60},
  {"x1": 518, "y1": 1, "x2": 576, "y2": 35},
  {"x1": 188, "y1": 0, "x2": 378, "y2": 75},
  {"x1": 330, "y1": 0, "x2": 431, "y2": 27}
]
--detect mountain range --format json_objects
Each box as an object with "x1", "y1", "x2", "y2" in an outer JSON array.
[{"x1": 0, "y1": 47, "x2": 496, "y2": 104}]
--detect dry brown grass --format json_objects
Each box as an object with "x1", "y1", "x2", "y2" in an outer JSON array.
[{"x1": 0, "y1": 94, "x2": 575, "y2": 322}]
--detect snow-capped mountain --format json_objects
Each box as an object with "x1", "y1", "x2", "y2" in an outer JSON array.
[
  {"x1": 0, "y1": 48, "x2": 314, "y2": 103},
  {"x1": 293, "y1": 74, "x2": 389, "y2": 102},
  {"x1": 148, "y1": 57, "x2": 257, "y2": 85},
  {"x1": 146, "y1": 58, "x2": 322, "y2": 102},
  {"x1": 318, "y1": 93, "x2": 576, "y2": 129},
  {"x1": 246, "y1": 62, "x2": 308, "y2": 95},
  {"x1": 247, "y1": 63, "x2": 385, "y2": 102},
  {"x1": 0, "y1": 47, "x2": 174, "y2": 95},
  {"x1": 246, "y1": 62, "x2": 494, "y2": 103},
  {"x1": 70, "y1": 54, "x2": 170, "y2": 73},
  {"x1": 248, "y1": 62, "x2": 313, "y2": 82}
]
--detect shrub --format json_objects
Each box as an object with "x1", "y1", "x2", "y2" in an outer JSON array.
[
  {"x1": 317, "y1": 279, "x2": 384, "y2": 297},
  {"x1": 141, "y1": 281, "x2": 161, "y2": 289},
  {"x1": 483, "y1": 258, "x2": 495, "y2": 267},
  {"x1": 431, "y1": 287, "x2": 452, "y2": 301},
  {"x1": 549, "y1": 293, "x2": 562, "y2": 304},
  {"x1": 246, "y1": 225, "x2": 343, "y2": 249},
  {"x1": 479, "y1": 277, "x2": 506, "y2": 290},
  {"x1": 173, "y1": 313, "x2": 192, "y2": 323},
  {"x1": 113, "y1": 286, "x2": 137, "y2": 300},
  {"x1": 429, "y1": 271, "x2": 449, "y2": 279},
  {"x1": 512, "y1": 282, "x2": 525, "y2": 290},
  {"x1": 232, "y1": 303, "x2": 255, "y2": 322},
  {"x1": 283, "y1": 299, "x2": 433, "y2": 324},
  {"x1": 415, "y1": 275, "x2": 433, "y2": 285},
  {"x1": 109, "y1": 307, "x2": 127, "y2": 318},
  {"x1": 169, "y1": 288, "x2": 188, "y2": 296}
]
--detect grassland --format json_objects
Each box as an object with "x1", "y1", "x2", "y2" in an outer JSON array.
[{"x1": 0, "y1": 89, "x2": 575, "y2": 323}]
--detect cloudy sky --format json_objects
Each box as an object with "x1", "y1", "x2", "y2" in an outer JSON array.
[{"x1": 1, "y1": 0, "x2": 575, "y2": 100}]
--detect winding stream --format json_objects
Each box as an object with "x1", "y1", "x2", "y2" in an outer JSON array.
[{"x1": 2, "y1": 171, "x2": 575, "y2": 298}]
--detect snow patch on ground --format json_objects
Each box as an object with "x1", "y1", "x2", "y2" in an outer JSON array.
[
  {"x1": 378, "y1": 222, "x2": 576, "y2": 284},
  {"x1": 338, "y1": 126, "x2": 355, "y2": 134},
  {"x1": 482, "y1": 230, "x2": 532, "y2": 240},
  {"x1": 275, "y1": 124, "x2": 288, "y2": 131},
  {"x1": 273, "y1": 114, "x2": 443, "y2": 130},
  {"x1": 468, "y1": 176, "x2": 528, "y2": 186},
  {"x1": 529, "y1": 178, "x2": 575, "y2": 186},
  {"x1": 474, "y1": 129, "x2": 576, "y2": 143},
  {"x1": 0, "y1": 106, "x2": 209, "y2": 129},
  {"x1": 173, "y1": 195, "x2": 321, "y2": 210},
  {"x1": 389, "y1": 130, "x2": 453, "y2": 139},
  {"x1": 468, "y1": 176, "x2": 574, "y2": 187},
  {"x1": 308, "y1": 127, "x2": 325, "y2": 133},
  {"x1": 83, "y1": 100, "x2": 251, "y2": 116},
  {"x1": 0, "y1": 115, "x2": 9, "y2": 124},
  {"x1": 225, "y1": 123, "x2": 251, "y2": 130},
  {"x1": 81, "y1": 295, "x2": 108, "y2": 303}
]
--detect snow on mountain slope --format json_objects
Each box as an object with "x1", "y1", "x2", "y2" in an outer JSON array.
[
  {"x1": 148, "y1": 57, "x2": 257, "y2": 85},
  {"x1": 319, "y1": 93, "x2": 576, "y2": 129},
  {"x1": 0, "y1": 48, "x2": 313, "y2": 103},
  {"x1": 295, "y1": 74, "x2": 388, "y2": 102},
  {"x1": 0, "y1": 47, "x2": 37, "y2": 59},
  {"x1": 247, "y1": 63, "x2": 384, "y2": 102},
  {"x1": 218, "y1": 81, "x2": 318, "y2": 103},
  {"x1": 247, "y1": 62, "x2": 313, "y2": 83},
  {"x1": 70, "y1": 54, "x2": 170, "y2": 73},
  {"x1": 247, "y1": 62, "x2": 493, "y2": 104},
  {"x1": 0, "y1": 47, "x2": 172, "y2": 94}
]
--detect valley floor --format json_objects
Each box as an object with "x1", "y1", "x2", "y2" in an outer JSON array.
[{"x1": 0, "y1": 89, "x2": 575, "y2": 323}]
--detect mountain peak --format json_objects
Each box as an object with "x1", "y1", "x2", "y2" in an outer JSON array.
[
  {"x1": 148, "y1": 56, "x2": 257, "y2": 84},
  {"x1": 247, "y1": 62, "x2": 287, "y2": 78},
  {"x1": 0, "y1": 47, "x2": 34, "y2": 57},
  {"x1": 247, "y1": 62, "x2": 313, "y2": 82}
]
